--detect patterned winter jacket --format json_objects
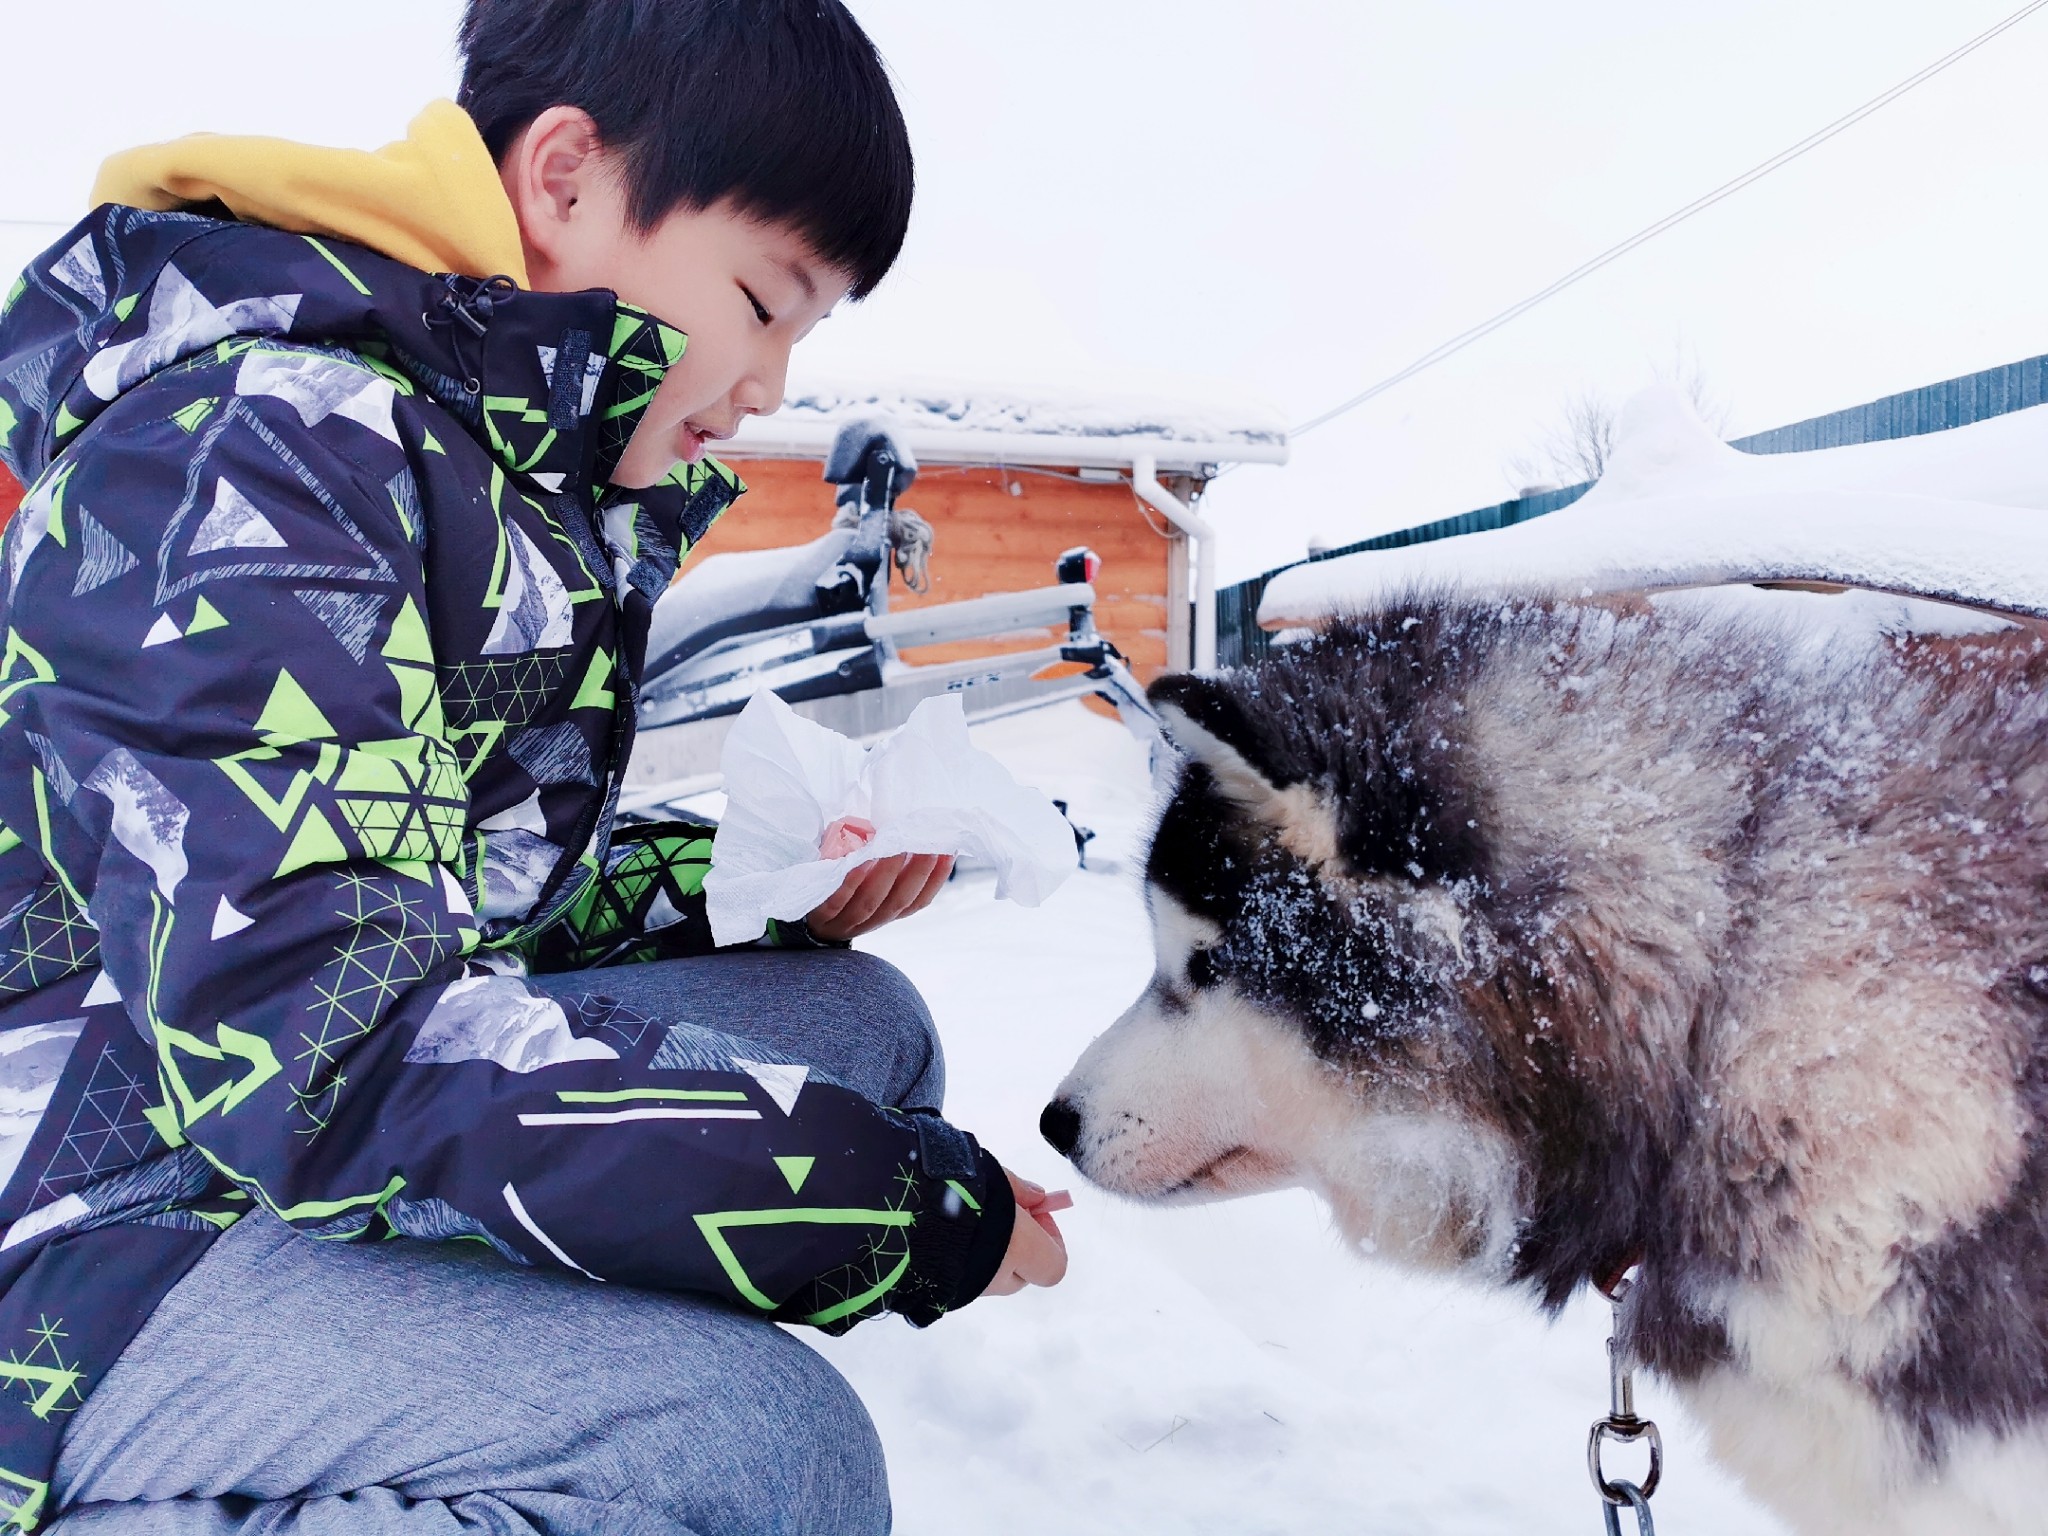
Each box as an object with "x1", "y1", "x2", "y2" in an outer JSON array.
[{"x1": 0, "y1": 206, "x2": 1013, "y2": 1528}]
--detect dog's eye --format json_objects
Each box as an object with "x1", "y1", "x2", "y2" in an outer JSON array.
[{"x1": 1186, "y1": 948, "x2": 1217, "y2": 988}]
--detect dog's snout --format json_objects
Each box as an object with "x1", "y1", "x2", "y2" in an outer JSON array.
[{"x1": 1040, "y1": 1097, "x2": 1081, "y2": 1158}]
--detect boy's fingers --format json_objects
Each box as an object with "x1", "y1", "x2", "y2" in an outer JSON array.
[
  {"x1": 862, "y1": 855, "x2": 933, "y2": 930},
  {"x1": 1005, "y1": 1168, "x2": 1073, "y2": 1242},
  {"x1": 806, "y1": 852, "x2": 955, "y2": 938},
  {"x1": 871, "y1": 854, "x2": 948, "y2": 928},
  {"x1": 903, "y1": 855, "x2": 953, "y2": 914},
  {"x1": 808, "y1": 860, "x2": 871, "y2": 923},
  {"x1": 978, "y1": 1221, "x2": 1066, "y2": 1299},
  {"x1": 805, "y1": 881, "x2": 864, "y2": 938},
  {"x1": 832, "y1": 855, "x2": 911, "y2": 931},
  {"x1": 811, "y1": 860, "x2": 884, "y2": 921},
  {"x1": 1015, "y1": 1211, "x2": 1069, "y2": 1286},
  {"x1": 1024, "y1": 1191, "x2": 1067, "y2": 1247},
  {"x1": 980, "y1": 1168, "x2": 1071, "y2": 1298}
]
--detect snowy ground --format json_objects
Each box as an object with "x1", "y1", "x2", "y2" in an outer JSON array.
[{"x1": 792, "y1": 700, "x2": 1791, "y2": 1536}]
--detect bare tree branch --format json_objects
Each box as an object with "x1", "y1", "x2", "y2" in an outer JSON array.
[{"x1": 1504, "y1": 352, "x2": 1731, "y2": 495}]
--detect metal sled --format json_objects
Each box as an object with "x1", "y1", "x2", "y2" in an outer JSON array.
[{"x1": 620, "y1": 420, "x2": 1161, "y2": 816}]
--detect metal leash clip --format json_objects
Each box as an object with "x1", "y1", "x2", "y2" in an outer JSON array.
[{"x1": 1589, "y1": 1265, "x2": 1661, "y2": 1536}]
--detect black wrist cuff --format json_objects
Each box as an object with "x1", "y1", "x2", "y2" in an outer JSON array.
[
  {"x1": 763, "y1": 916, "x2": 852, "y2": 950},
  {"x1": 886, "y1": 1118, "x2": 1016, "y2": 1327},
  {"x1": 949, "y1": 1147, "x2": 1017, "y2": 1309}
]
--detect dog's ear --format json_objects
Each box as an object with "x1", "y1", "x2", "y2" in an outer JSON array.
[{"x1": 1148, "y1": 673, "x2": 1289, "y2": 810}]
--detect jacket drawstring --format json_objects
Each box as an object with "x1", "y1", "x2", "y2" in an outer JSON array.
[{"x1": 422, "y1": 272, "x2": 518, "y2": 395}]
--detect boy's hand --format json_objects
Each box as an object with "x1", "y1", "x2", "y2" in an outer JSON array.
[
  {"x1": 980, "y1": 1169, "x2": 1070, "y2": 1298},
  {"x1": 807, "y1": 852, "x2": 952, "y2": 941}
]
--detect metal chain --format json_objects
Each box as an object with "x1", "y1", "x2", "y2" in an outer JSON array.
[
  {"x1": 1588, "y1": 1267, "x2": 1661, "y2": 1536},
  {"x1": 1601, "y1": 1481, "x2": 1656, "y2": 1536}
]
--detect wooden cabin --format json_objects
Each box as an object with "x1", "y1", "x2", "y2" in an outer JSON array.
[{"x1": 710, "y1": 377, "x2": 1287, "y2": 680}]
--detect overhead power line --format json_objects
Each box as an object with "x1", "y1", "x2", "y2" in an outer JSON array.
[
  {"x1": 0, "y1": 218, "x2": 68, "y2": 231},
  {"x1": 1289, "y1": 0, "x2": 2048, "y2": 440}
]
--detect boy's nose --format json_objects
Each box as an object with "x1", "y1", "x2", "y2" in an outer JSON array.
[
  {"x1": 1039, "y1": 1098, "x2": 1081, "y2": 1158},
  {"x1": 736, "y1": 356, "x2": 789, "y2": 419}
]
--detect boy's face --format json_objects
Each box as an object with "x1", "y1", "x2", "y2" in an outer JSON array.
[{"x1": 501, "y1": 108, "x2": 853, "y2": 489}]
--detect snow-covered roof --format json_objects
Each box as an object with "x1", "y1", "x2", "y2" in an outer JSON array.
[
  {"x1": 1259, "y1": 385, "x2": 2048, "y2": 628},
  {"x1": 727, "y1": 373, "x2": 1289, "y2": 475}
]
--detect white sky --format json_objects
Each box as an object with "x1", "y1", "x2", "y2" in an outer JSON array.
[{"x1": 5, "y1": 1, "x2": 2047, "y2": 581}]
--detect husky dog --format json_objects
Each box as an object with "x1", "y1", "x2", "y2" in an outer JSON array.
[{"x1": 1042, "y1": 594, "x2": 2048, "y2": 1535}]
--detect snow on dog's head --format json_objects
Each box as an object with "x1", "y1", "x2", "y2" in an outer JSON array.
[{"x1": 1044, "y1": 632, "x2": 1523, "y2": 1276}]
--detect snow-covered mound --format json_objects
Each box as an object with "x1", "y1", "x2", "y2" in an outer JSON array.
[
  {"x1": 1259, "y1": 385, "x2": 2048, "y2": 628},
  {"x1": 732, "y1": 371, "x2": 1289, "y2": 468}
]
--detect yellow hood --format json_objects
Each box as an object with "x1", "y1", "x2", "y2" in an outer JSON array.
[{"x1": 91, "y1": 100, "x2": 529, "y2": 287}]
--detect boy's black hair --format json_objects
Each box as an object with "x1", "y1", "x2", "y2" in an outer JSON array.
[{"x1": 458, "y1": 0, "x2": 913, "y2": 299}]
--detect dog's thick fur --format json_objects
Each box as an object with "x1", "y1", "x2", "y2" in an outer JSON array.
[{"x1": 1048, "y1": 594, "x2": 2048, "y2": 1534}]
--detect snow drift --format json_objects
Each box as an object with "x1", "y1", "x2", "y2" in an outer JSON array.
[{"x1": 1260, "y1": 385, "x2": 2048, "y2": 628}]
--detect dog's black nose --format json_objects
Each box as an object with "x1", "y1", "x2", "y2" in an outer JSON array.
[{"x1": 1040, "y1": 1098, "x2": 1081, "y2": 1157}]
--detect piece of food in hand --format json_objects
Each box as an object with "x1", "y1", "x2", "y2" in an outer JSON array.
[
  {"x1": 1017, "y1": 1185, "x2": 1073, "y2": 1245},
  {"x1": 819, "y1": 815, "x2": 878, "y2": 859}
]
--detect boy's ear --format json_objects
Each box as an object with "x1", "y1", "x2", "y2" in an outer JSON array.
[
  {"x1": 499, "y1": 106, "x2": 611, "y2": 282},
  {"x1": 1147, "y1": 673, "x2": 1289, "y2": 811}
]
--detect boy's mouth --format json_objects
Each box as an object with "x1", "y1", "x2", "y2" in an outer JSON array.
[{"x1": 679, "y1": 421, "x2": 735, "y2": 463}]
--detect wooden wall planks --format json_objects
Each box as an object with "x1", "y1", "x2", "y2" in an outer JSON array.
[{"x1": 706, "y1": 457, "x2": 1178, "y2": 680}]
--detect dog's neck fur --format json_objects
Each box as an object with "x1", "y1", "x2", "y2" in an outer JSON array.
[
  {"x1": 1441, "y1": 614, "x2": 2039, "y2": 1396},
  {"x1": 1459, "y1": 910, "x2": 1703, "y2": 1317},
  {"x1": 1447, "y1": 622, "x2": 1770, "y2": 1347}
]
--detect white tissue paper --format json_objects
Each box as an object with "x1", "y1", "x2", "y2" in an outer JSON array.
[{"x1": 703, "y1": 691, "x2": 1079, "y2": 945}]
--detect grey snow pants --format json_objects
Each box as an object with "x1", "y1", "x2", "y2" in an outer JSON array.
[{"x1": 47, "y1": 950, "x2": 945, "y2": 1536}]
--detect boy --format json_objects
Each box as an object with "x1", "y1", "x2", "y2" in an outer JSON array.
[{"x1": 0, "y1": 2, "x2": 1067, "y2": 1531}]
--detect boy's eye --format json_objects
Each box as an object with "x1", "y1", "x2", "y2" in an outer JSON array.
[{"x1": 740, "y1": 285, "x2": 773, "y2": 326}]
